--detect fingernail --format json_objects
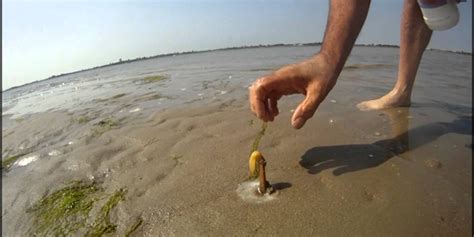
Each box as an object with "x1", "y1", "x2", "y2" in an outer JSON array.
[{"x1": 292, "y1": 117, "x2": 305, "y2": 129}]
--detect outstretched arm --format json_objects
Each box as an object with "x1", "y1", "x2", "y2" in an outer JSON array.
[{"x1": 249, "y1": 0, "x2": 371, "y2": 129}]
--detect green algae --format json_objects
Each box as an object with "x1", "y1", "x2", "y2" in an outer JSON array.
[
  {"x1": 14, "y1": 117, "x2": 25, "y2": 123},
  {"x1": 2, "y1": 153, "x2": 25, "y2": 171},
  {"x1": 93, "y1": 93, "x2": 127, "y2": 103},
  {"x1": 27, "y1": 181, "x2": 102, "y2": 236},
  {"x1": 124, "y1": 216, "x2": 143, "y2": 237},
  {"x1": 143, "y1": 75, "x2": 168, "y2": 83},
  {"x1": 111, "y1": 93, "x2": 126, "y2": 99},
  {"x1": 250, "y1": 122, "x2": 267, "y2": 155},
  {"x1": 91, "y1": 118, "x2": 119, "y2": 137},
  {"x1": 77, "y1": 116, "x2": 92, "y2": 124},
  {"x1": 132, "y1": 93, "x2": 172, "y2": 103},
  {"x1": 150, "y1": 93, "x2": 172, "y2": 100},
  {"x1": 27, "y1": 181, "x2": 130, "y2": 237},
  {"x1": 86, "y1": 189, "x2": 127, "y2": 237}
]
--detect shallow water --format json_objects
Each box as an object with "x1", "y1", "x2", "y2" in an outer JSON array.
[{"x1": 2, "y1": 46, "x2": 472, "y2": 236}]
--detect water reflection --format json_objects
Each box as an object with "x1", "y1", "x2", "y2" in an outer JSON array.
[{"x1": 300, "y1": 108, "x2": 471, "y2": 176}]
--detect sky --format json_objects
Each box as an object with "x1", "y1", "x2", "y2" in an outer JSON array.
[{"x1": 2, "y1": 0, "x2": 472, "y2": 90}]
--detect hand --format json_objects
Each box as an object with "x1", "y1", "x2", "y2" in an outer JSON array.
[{"x1": 249, "y1": 53, "x2": 339, "y2": 129}]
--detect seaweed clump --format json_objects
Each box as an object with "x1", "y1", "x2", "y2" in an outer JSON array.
[
  {"x1": 27, "y1": 181, "x2": 130, "y2": 237},
  {"x1": 143, "y1": 75, "x2": 168, "y2": 83},
  {"x1": 27, "y1": 181, "x2": 101, "y2": 236}
]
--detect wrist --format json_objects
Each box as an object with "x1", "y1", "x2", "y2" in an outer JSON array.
[
  {"x1": 307, "y1": 52, "x2": 342, "y2": 83},
  {"x1": 316, "y1": 49, "x2": 346, "y2": 74}
]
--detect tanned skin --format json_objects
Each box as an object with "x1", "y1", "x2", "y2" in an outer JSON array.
[{"x1": 249, "y1": 0, "x2": 434, "y2": 129}]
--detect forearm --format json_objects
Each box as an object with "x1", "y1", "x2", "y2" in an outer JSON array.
[{"x1": 318, "y1": 0, "x2": 371, "y2": 73}]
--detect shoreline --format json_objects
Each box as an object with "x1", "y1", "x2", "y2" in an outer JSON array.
[{"x1": 3, "y1": 43, "x2": 471, "y2": 93}]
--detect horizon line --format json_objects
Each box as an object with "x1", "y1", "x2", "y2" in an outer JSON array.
[{"x1": 3, "y1": 43, "x2": 471, "y2": 92}]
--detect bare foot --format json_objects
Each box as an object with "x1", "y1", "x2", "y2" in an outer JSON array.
[{"x1": 357, "y1": 90, "x2": 411, "y2": 111}]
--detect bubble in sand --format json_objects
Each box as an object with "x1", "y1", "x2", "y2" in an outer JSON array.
[
  {"x1": 129, "y1": 108, "x2": 141, "y2": 113},
  {"x1": 219, "y1": 90, "x2": 227, "y2": 95},
  {"x1": 68, "y1": 141, "x2": 74, "y2": 145},
  {"x1": 16, "y1": 155, "x2": 39, "y2": 166},
  {"x1": 228, "y1": 75, "x2": 232, "y2": 79},
  {"x1": 374, "y1": 132, "x2": 381, "y2": 136},
  {"x1": 236, "y1": 181, "x2": 276, "y2": 204},
  {"x1": 197, "y1": 93, "x2": 204, "y2": 97},
  {"x1": 329, "y1": 119, "x2": 334, "y2": 124},
  {"x1": 181, "y1": 88, "x2": 187, "y2": 91},
  {"x1": 330, "y1": 99, "x2": 337, "y2": 103}
]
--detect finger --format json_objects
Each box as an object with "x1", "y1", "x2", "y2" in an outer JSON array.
[
  {"x1": 291, "y1": 91, "x2": 320, "y2": 129},
  {"x1": 269, "y1": 97, "x2": 279, "y2": 117},
  {"x1": 264, "y1": 98, "x2": 274, "y2": 121},
  {"x1": 249, "y1": 79, "x2": 270, "y2": 121},
  {"x1": 248, "y1": 83, "x2": 261, "y2": 117},
  {"x1": 249, "y1": 89, "x2": 256, "y2": 115}
]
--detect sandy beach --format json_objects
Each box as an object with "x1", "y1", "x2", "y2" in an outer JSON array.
[{"x1": 2, "y1": 46, "x2": 472, "y2": 236}]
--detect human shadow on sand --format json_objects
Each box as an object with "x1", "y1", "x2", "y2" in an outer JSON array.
[{"x1": 300, "y1": 109, "x2": 471, "y2": 176}]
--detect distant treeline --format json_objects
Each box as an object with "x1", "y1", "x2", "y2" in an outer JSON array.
[
  {"x1": 5, "y1": 43, "x2": 471, "y2": 92},
  {"x1": 44, "y1": 43, "x2": 470, "y2": 80}
]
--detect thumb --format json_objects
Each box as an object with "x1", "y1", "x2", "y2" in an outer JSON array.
[{"x1": 291, "y1": 91, "x2": 320, "y2": 129}]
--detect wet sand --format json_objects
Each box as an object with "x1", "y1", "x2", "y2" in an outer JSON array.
[{"x1": 2, "y1": 46, "x2": 472, "y2": 236}]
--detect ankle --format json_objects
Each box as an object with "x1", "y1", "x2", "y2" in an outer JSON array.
[{"x1": 391, "y1": 86, "x2": 412, "y2": 99}]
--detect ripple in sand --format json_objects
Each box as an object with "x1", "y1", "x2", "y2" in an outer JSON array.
[{"x1": 236, "y1": 181, "x2": 276, "y2": 204}]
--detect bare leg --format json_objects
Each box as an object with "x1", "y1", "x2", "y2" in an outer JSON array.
[{"x1": 357, "y1": 0, "x2": 432, "y2": 111}]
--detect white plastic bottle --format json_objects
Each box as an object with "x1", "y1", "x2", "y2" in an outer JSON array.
[{"x1": 417, "y1": 0, "x2": 461, "y2": 31}]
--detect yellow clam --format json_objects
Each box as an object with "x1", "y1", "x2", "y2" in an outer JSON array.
[{"x1": 249, "y1": 150, "x2": 262, "y2": 179}]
